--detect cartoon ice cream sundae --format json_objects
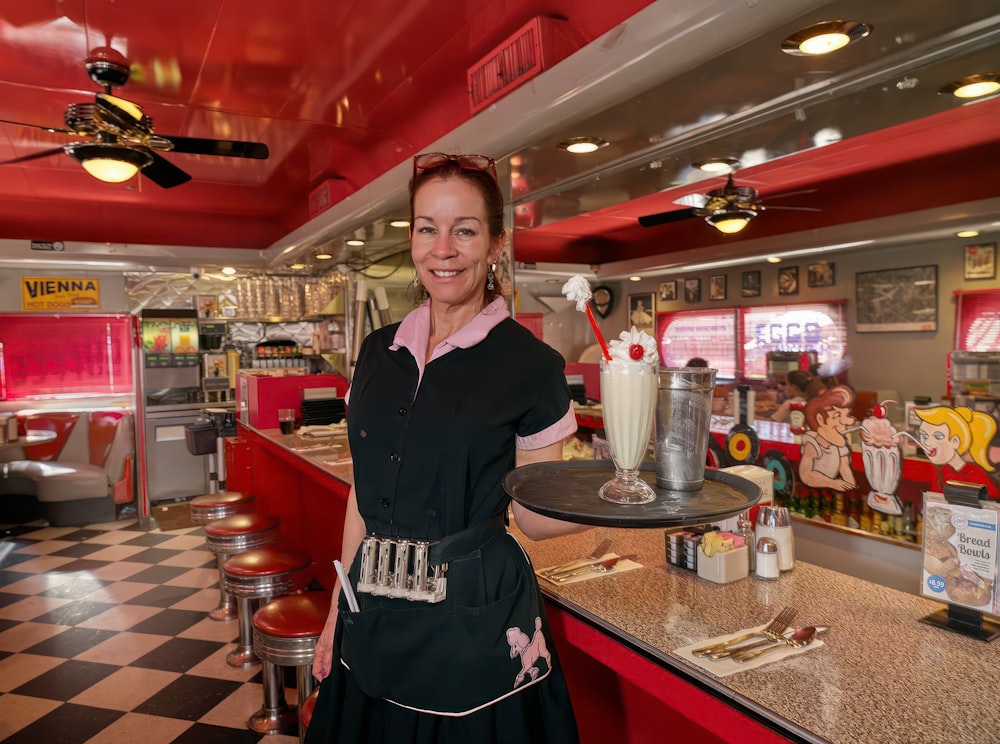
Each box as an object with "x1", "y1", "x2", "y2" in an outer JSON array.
[{"x1": 859, "y1": 401, "x2": 904, "y2": 515}]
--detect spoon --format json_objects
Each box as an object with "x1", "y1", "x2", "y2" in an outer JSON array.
[{"x1": 731, "y1": 625, "x2": 818, "y2": 663}]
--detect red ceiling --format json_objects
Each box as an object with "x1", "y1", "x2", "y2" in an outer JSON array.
[{"x1": 0, "y1": 0, "x2": 655, "y2": 250}]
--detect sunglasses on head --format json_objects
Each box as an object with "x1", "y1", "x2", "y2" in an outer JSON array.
[{"x1": 413, "y1": 152, "x2": 497, "y2": 182}]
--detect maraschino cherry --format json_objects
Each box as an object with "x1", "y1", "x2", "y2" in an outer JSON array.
[{"x1": 629, "y1": 344, "x2": 644, "y2": 361}]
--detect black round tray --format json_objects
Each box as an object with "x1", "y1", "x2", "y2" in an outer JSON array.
[{"x1": 503, "y1": 461, "x2": 761, "y2": 528}]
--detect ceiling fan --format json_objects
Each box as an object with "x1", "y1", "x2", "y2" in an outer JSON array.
[
  {"x1": 637, "y1": 173, "x2": 818, "y2": 234},
  {"x1": 0, "y1": 48, "x2": 269, "y2": 188}
]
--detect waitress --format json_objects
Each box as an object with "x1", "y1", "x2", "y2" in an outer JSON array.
[{"x1": 306, "y1": 153, "x2": 585, "y2": 743}]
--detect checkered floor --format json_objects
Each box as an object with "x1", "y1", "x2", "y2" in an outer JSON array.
[{"x1": 0, "y1": 511, "x2": 303, "y2": 743}]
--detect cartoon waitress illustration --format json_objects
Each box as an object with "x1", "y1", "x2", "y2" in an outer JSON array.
[
  {"x1": 913, "y1": 405, "x2": 1000, "y2": 498},
  {"x1": 799, "y1": 385, "x2": 858, "y2": 491}
]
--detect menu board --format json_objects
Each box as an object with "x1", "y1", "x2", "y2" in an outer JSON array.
[{"x1": 921, "y1": 492, "x2": 1000, "y2": 614}]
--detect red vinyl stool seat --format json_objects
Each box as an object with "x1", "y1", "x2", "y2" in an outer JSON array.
[
  {"x1": 221, "y1": 545, "x2": 313, "y2": 731},
  {"x1": 202, "y1": 512, "x2": 279, "y2": 622},
  {"x1": 298, "y1": 687, "x2": 320, "y2": 743},
  {"x1": 252, "y1": 591, "x2": 332, "y2": 740},
  {"x1": 189, "y1": 491, "x2": 255, "y2": 524}
]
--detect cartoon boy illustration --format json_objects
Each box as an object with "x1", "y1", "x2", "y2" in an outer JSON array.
[
  {"x1": 799, "y1": 385, "x2": 857, "y2": 491},
  {"x1": 913, "y1": 405, "x2": 999, "y2": 498}
]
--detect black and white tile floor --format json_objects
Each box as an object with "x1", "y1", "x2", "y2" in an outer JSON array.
[{"x1": 0, "y1": 511, "x2": 302, "y2": 743}]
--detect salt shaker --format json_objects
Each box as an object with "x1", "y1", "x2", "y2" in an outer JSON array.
[
  {"x1": 756, "y1": 506, "x2": 795, "y2": 572},
  {"x1": 755, "y1": 537, "x2": 779, "y2": 580}
]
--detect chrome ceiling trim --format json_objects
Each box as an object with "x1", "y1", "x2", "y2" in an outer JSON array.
[{"x1": 511, "y1": 15, "x2": 1000, "y2": 210}]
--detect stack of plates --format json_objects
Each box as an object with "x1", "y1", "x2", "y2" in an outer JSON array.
[{"x1": 301, "y1": 397, "x2": 346, "y2": 425}]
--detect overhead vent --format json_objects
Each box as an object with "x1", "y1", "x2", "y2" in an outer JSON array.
[{"x1": 467, "y1": 17, "x2": 584, "y2": 115}]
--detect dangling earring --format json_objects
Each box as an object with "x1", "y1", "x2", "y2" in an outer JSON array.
[
  {"x1": 413, "y1": 274, "x2": 420, "y2": 288},
  {"x1": 487, "y1": 261, "x2": 496, "y2": 292}
]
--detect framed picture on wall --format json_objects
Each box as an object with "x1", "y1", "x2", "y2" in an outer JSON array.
[
  {"x1": 628, "y1": 292, "x2": 655, "y2": 332},
  {"x1": 964, "y1": 243, "x2": 996, "y2": 280},
  {"x1": 807, "y1": 260, "x2": 836, "y2": 288},
  {"x1": 741, "y1": 270, "x2": 761, "y2": 298},
  {"x1": 684, "y1": 278, "x2": 701, "y2": 303},
  {"x1": 855, "y1": 264, "x2": 937, "y2": 332},
  {"x1": 778, "y1": 266, "x2": 799, "y2": 295},
  {"x1": 659, "y1": 280, "x2": 677, "y2": 302},
  {"x1": 709, "y1": 275, "x2": 727, "y2": 301}
]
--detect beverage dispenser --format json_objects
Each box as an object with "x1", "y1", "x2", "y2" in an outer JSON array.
[{"x1": 141, "y1": 309, "x2": 201, "y2": 405}]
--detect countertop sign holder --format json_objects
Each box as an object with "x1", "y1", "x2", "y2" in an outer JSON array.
[{"x1": 920, "y1": 481, "x2": 1000, "y2": 642}]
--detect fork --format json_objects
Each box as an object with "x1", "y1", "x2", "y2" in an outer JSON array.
[
  {"x1": 692, "y1": 606, "x2": 797, "y2": 657},
  {"x1": 539, "y1": 538, "x2": 613, "y2": 578}
]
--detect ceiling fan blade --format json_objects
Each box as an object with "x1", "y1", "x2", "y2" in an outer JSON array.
[
  {"x1": 0, "y1": 118, "x2": 74, "y2": 135},
  {"x1": 765, "y1": 187, "x2": 819, "y2": 201},
  {"x1": 674, "y1": 192, "x2": 710, "y2": 208},
  {"x1": 164, "y1": 136, "x2": 269, "y2": 159},
  {"x1": 763, "y1": 205, "x2": 823, "y2": 212},
  {"x1": 141, "y1": 150, "x2": 192, "y2": 188},
  {"x1": 638, "y1": 207, "x2": 698, "y2": 228},
  {"x1": 0, "y1": 147, "x2": 67, "y2": 166}
]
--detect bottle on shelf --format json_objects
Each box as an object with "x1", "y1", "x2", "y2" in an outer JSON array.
[
  {"x1": 846, "y1": 495, "x2": 861, "y2": 530},
  {"x1": 831, "y1": 493, "x2": 848, "y2": 526}
]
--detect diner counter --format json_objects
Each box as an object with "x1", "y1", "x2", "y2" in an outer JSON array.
[
  {"x1": 518, "y1": 523, "x2": 998, "y2": 744},
  {"x1": 227, "y1": 424, "x2": 998, "y2": 743}
]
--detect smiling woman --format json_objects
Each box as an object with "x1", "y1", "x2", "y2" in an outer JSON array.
[{"x1": 305, "y1": 152, "x2": 585, "y2": 744}]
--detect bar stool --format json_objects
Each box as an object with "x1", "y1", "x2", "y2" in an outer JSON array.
[
  {"x1": 203, "y1": 512, "x2": 279, "y2": 622},
  {"x1": 298, "y1": 687, "x2": 320, "y2": 744},
  {"x1": 222, "y1": 545, "x2": 312, "y2": 674},
  {"x1": 189, "y1": 491, "x2": 255, "y2": 523},
  {"x1": 251, "y1": 591, "x2": 331, "y2": 738}
]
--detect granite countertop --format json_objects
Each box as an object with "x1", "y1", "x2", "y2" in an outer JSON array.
[
  {"x1": 251, "y1": 425, "x2": 355, "y2": 485},
  {"x1": 514, "y1": 523, "x2": 1000, "y2": 744}
]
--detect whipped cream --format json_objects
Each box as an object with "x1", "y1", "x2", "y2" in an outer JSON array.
[
  {"x1": 561, "y1": 275, "x2": 593, "y2": 312},
  {"x1": 608, "y1": 326, "x2": 658, "y2": 365}
]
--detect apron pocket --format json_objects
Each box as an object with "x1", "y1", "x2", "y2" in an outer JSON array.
[{"x1": 339, "y1": 569, "x2": 550, "y2": 714}]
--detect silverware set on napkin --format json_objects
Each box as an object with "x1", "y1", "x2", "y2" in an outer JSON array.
[
  {"x1": 538, "y1": 539, "x2": 641, "y2": 583},
  {"x1": 690, "y1": 607, "x2": 828, "y2": 663}
]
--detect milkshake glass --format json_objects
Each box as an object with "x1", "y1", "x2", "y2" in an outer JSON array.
[
  {"x1": 599, "y1": 357, "x2": 658, "y2": 504},
  {"x1": 860, "y1": 416, "x2": 903, "y2": 515}
]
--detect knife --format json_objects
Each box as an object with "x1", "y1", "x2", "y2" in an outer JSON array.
[{"x1": 545, "y1": 554, "x2": 639, "y2": 583}]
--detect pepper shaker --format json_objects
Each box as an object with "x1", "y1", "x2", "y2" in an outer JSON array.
[{"x1": 754, "y1": 537, "x2": 779, "y2": 580}]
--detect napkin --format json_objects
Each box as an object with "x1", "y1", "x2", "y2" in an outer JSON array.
[
  {"x1": 298, "y1": 423, "x2": 346, "y2": 438},
  {"x1": 536, "y1": 554, "x2": 643, "y2": 585},
  {"x1": 673, "y1": 624, "x2": 824, "y2": 678}
]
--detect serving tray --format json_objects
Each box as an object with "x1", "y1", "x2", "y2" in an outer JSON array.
[{"x1": 503, "y1": 461, "x2": 760, "y2": 528}]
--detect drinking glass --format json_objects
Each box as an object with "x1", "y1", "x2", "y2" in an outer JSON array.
[
  {"x1": 599, "y1": 357, "x2": 658, "y2": 504},
  {"x1": 278, "y1": 408, "x2": 297, "y2": 435}
]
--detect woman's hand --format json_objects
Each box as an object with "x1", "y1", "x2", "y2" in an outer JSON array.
[{"x1": 312, "y1": 605, "x2": 340, "y2": 681}]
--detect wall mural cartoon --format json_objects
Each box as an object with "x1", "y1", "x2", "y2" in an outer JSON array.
[
  {"x1": 859, "y1": 401, "x2": 906, "y2": 516},
  {"x1": 798, "y1": 385, "x2": 858, "y2": 493},
  {"x1": 913, "y1": 405, "x2": 999, "y2": 498}
]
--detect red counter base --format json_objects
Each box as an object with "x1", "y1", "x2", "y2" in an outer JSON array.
[
  {"x1": 547, "y1": 604, "x2": 791, "y2": 744},
  {"x1": 226, "y1": 424, "x2": 349, "y2": 588}
]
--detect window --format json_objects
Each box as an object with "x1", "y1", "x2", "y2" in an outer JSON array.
[
  {"x1": 0, "y1": 314, "x2": 134, "y2": 400},
  {"x1": 741, "y1": 302, "x2": 847, "y2": 379},
  {"x1": 656, "y1": 309, "x2": 737, "y2": 378},
  {"x1": 956, "y1": 289, "x2": 1000, "y2": 351},
  {"x1": 655, "y1": 301, "x2": 847, "y2": 381}
]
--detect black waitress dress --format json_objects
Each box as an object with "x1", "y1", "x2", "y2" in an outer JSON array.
[{"x1": 305, "y1": 300, "x2": 580, "y2": 744}]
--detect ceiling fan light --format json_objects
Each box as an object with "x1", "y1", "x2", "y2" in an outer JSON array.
[
  {"x1": 66, "y1": 143, "x2": 152, "y2": 183},
  {"x1": 940, "y1": 73, "x2": 1000, "y2": 99},
  {"x1": 706, "y1": 209, "x2": 755, "y2": 234},
  {"x1": 781, "y1": 20, "x2": 872, "y2": 56}
]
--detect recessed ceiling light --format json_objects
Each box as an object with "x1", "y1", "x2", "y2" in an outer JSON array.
[
  {"x1": 940, "y1": 73, "x2": 1000, "y2": 99},
  {"x1": 629, "y1": 275, "x2": 642, "y2": 282},
  {"x1": 693, "y1": 157, "x2": 740, "y2": 174},
  {"x1": 781, "y1": 20, "x2": 872, "y2": 56},
  {"x1": 346, "y1": 239, "x2": 365, "y2": 246},
  {"x1": 389, "y1": 219, "x2": 410, "y2": 228},
  {"x1": 221, "y1": 266, "x2": 237, "y2": 275},
  {"x1": 290, "y1": 263, "x2": 307, "y2": 270},
  {"x1": 315, "y1": 252, "x2": 333, "y2": 260},
  {"x1": 956, "y1": 230, "x2": 980, "y2": 238},
  {"x1": 557, "y1": 136, "x2": 610, "y2": 154},
  {"x1": 767, "y1": 256, "x2": 782, "y2": 264}
]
